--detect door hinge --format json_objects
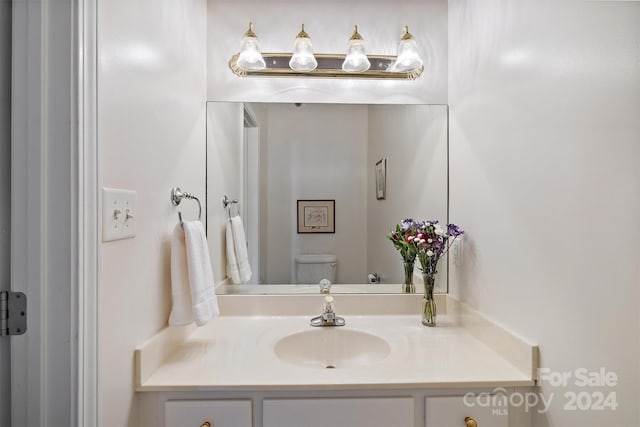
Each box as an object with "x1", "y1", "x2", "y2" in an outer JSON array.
[{"x1": 0, "y1": 291, "x2": 27, "y2": 336}]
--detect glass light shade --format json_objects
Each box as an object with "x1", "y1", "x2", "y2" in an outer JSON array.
[
  {"x1": 392, "y1": 26, "x2": 423, "y2": 72},
  {"x1": 289, "y1": 24, "x2": 318, "y2": 72},
  {"x1": 342, "y1": 26, "x2": 371, "y2": 73},
  {"x1": 237, "y1": 22, "x2": 266, "y2": 71}
]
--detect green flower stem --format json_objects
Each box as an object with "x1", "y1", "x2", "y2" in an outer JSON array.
[
  {"x1": 403, "y1": 260, "x2": 415, "y2": 293},
  {"x1": 422, "y1": 273, "x2": 436, "y2": 327}
]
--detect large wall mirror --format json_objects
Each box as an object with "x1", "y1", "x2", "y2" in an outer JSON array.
[{"x1": 206, "y1": 102, "x2": 448, "y2": 295}]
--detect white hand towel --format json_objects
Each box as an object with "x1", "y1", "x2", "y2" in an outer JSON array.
[
  {"x1": 226, "y1": 219, "x2": 241, "y2": 284},
  {"x1": 169, "y1": 224, "x2": 193, "y2": 326},
  {"x1": 183, "y1": 221, "x2": 220, "y2": 326},
  {"x1": 169, "y1": 221, "x2": 220, "y2": 327},
  {"x1": 231, "y1": 216, "x2": 252, "y2": 283}
]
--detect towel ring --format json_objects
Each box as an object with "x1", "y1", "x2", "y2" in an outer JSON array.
[
  {"x1": 171, "y1": 187, "x2": 202, "y2": 226},
  {"x1": 222, "y1": 195, "x2": 239, "y2": 219}
]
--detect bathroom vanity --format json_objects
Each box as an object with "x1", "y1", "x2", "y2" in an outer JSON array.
[
  {"x1": 136, "y1": 101, "x2": 542, "y2": 427},
  {"x1": 135, "y1": 294, "x2": 538, "y2": 427}
]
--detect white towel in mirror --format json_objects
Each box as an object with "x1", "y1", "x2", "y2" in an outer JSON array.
[
  {"x1": 226, "y1": 220, "x2": 241, "y2": 284},
  {"x1": 226, "y1": 215, "x2": 252, "y2": 284}
]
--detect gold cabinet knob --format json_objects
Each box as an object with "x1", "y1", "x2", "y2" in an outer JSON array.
[
  {"x1": 200, "y1": 422, "x2": 211, "y2": 427},
  {"x1": 464, "y1": 416, "x2": 478, "y2": 427}
]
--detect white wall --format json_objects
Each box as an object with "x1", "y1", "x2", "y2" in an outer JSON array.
[
  {"x1": 448, "y1": 2, "x2": 640, "y2": 426},
  {"x1": 95, "y1": 1, "x2": 640, "y2": 425},
  {"x1": 97, "y1": 1, "x2": 207, "y2": 425},
  {"x1": 264, "y1": 104, "x2": 368, "y2": 283},
  {"x1": 206, "y1": 102, "x2": 244, "y2": 284},
  {"x1": 366, "y1": 105, "x2": 448, "y2": 290},
  {"x1": 207, "y1": 0, "x2": 448, "y2": 104}
]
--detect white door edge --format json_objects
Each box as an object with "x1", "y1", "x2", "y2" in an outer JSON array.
[{"x1": 76, "y1": 0, "x2": 99, "y2": 425}]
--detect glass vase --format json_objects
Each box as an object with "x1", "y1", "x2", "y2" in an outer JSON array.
[
  {"x1": 402, "y1": 260, "x2": 415, "y2": 293},
  {"x1": 421, "y1": 273, "x2": 436, "y2": 326}
]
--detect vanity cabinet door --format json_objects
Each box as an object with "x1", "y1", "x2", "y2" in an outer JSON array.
[
  {"x1": 165, "y1": 400, "x2": 252, "y2": 427},
  {"x1": 425, "y1": 396, "x2": 509, "y2": 427},
  {"x1": 263, "y1": 397, "x2": 414, "y2": 427}
]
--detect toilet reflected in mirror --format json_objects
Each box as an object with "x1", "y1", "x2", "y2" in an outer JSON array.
[{"x1": 295, "y1": 254, "x2": 337, "y2": 285}]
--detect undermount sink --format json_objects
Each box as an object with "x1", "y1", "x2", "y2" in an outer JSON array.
[{"x1": 274, "y1": 328, "x2": 391, "y2": 369}]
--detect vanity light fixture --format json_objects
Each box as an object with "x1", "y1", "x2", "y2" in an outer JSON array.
[
  {"x1": 341, "y1": 25, "x2": 371, "y2": 73},
  {"x1": 389, "y1": 26, "x2": 423, "y2": 73},
  {"x1": 229, "y1": 23, "x2": 424, "y2": 80},
  {"x1": 289, "y1": 24, "x2": 318, "y2": 72},
  {"x1": 236, "y1": 22, "x2": 266, "y2": 71}
]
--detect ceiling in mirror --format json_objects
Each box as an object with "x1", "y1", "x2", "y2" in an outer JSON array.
[{"x1": 206, "y1": 102, "x2": 448, "y2": 295}]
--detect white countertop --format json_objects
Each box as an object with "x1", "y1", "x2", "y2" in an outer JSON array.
[{"x1": 135, "y1": 295, "x2": 537, "y2": 392}]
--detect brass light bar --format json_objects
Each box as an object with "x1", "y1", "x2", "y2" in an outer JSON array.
[{"x1": 229, "y1": 52, "x2": 423, "y2": 80}]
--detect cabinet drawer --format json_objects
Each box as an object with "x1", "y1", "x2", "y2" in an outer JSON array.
[
  {"x1": 263, "y1": 397, "x2": 414, "y2": 427},
  {"x1": 165, "y1": 399, "x2": 252, "y2": 427},
  {"x1": 426, "y1": 396, "x2": 508, "y2": 427}
]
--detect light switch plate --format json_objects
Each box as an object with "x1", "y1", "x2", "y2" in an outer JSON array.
[{"x1": 102, "y1": 188, "x2": 137, "y2": 242}]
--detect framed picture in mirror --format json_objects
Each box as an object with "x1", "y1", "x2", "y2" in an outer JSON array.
[
  {"x1": 297, "y1": 200, "x2": 335, "y2": 233},
  {"x1": 376, "y1": 158, "x2": 387, "y2": 200}
]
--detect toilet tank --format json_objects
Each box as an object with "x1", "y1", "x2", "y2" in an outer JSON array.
[{"x1": 295, "y1": 254, "x2": 337, "y2": 284}]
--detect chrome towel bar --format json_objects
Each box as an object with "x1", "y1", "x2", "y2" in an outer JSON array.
[{"x1": 171, "y1": 187, "x2": 202, "y2": 226}]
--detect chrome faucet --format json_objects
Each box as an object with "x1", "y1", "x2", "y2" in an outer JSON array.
[{"x1": 311, "y1": 280, "x2": 345, "y2": 327}]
